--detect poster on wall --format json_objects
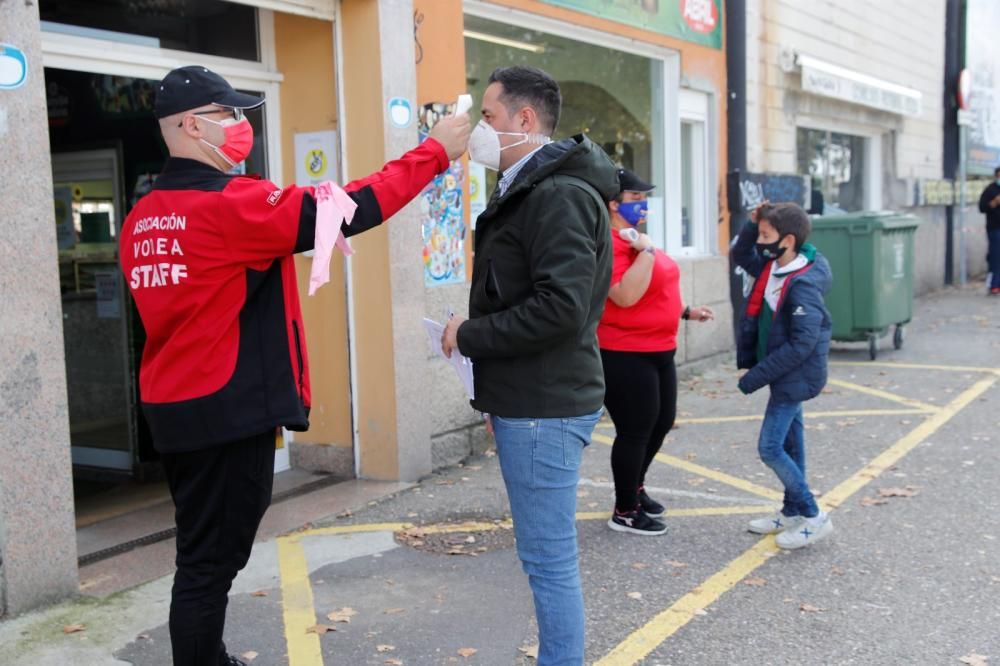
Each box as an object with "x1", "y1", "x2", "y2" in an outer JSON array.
[
  {"x1": 966, "y1": 0, "x2": 1000, "y2": 175},
  {"x1": 95, "y1": 272, "x2": 121, "y2": 319},
  {"x1": 294, "y1": 131, "x2": 339, "y2": 186},
  {"x1": 468, "y1": 161, "x2": 487, "y2": 230},
  {"x1": 418, "y1": 102, "x2": 466, "y2": 287},
  {"x1": 54, "y1": 186, "x2": 76, "y2": 250},
  {"x1": 539, "y1": 0, "x2": 722, "y2": 49}
]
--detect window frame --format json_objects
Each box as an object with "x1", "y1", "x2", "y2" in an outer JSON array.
[
  {"x1": 39, "y1": 9, "x2": 285, "y2": 183},
  {"x1": 795, "y1": 118, "x2": 884, "y2": 212},
  {"x1": 463, "y1": 0, "x2": 687, "y2": 253}
]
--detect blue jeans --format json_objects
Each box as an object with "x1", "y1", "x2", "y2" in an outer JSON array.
[
  {"x1": 988, "y1": 229, "x2": 1000, "y2": 289},
  {"x1": 493, "y1": 408, "x2": 602, "y2": 666},
  {"x1": 757, "y1": 399, "x2": 819, "y2": 518}
]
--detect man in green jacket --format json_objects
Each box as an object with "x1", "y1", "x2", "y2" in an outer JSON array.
[{"x1": 441, "y1": 66, "x2": 618, "y2": 665}]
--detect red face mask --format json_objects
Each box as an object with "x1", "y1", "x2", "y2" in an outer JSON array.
[{"x1": 199, "y1": 117, "x2": 254, "y2": 166}]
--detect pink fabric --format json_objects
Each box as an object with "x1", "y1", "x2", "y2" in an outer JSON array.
[{"x1": 309, "y1": 181, "x2": 358, "y2": 296}]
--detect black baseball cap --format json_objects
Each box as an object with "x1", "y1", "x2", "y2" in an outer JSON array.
[
  {"x1": 154, "y1": 65, "x2": 264, "y2": 119},
  {"x1": 617, "y1": 168, "x2": 655, "y2": 194}
]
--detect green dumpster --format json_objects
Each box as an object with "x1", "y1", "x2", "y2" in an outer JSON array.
[{"x1": 809, "y1": 212, "x2": 921, "y2": 360}]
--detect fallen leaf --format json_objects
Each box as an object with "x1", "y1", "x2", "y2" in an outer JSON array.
[
  {"x1": 800, "y1": 603, "x2": 824, "y2": 613},
  {"x1": 627, "y1": 591, "x2": 643, "y2": 600},
  {"x1": 457, "y1": 647, "x2": 478, "y2": 657},
  {"x1": 63, "y1": 624, "x2": 86, "y2": 634},
  {"x1": 466, "y1": 465, "x2": 482, "y2": 471},
  {"x1": 136, "y1": 634, "x2": 151, "y2": 641},
  {"x1": 666, "y1": 560, "x2": 688, "y2": 568},
  {"x1": 861, "y1": 496, "x2": 889, "y2": 507},
  {"x1": 878, "y1": 487, "x2": 918, "y2": 498},
  {"x1": 377, "y1": 645, "x2": 396, "y2": 653},
  {"x1": 241, "y1": 652, "x2": 258, "y2": 662},
  {"x1": 744, "y1": 576, "x2": 767, "y2": 587},
  {"x1": 327, "y1": 607, "x2": 358, "y2": 623},
  {"x1": 959, "y1": 654, "x2": 989, "y2": 666},
  {"x1": 385, "y1": 659, "x2": 404, "y2": 666},
  {"x1": 831, "y1": 566, "x2": 845, "y2": 576},
  {"x1": 306, "y1": 624, "x2": 337, "y2": 635},
  {"x1": 519, "y1": 643, "x2": 540, "y2": 659},
  {"x1": 631, "y1": 562, "x2": 649, "y2": 570},
  {"x1": 251, "y1": 590, "x2": 268, "y2": 597},
  {"x1": 384, "y1": 607, "x2": 406, "y2": 614},
  {"x1": 337, "y1": 510, "x2": 353, "y2": 518}
]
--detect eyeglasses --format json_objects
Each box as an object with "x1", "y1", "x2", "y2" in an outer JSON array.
[{"x1": 177, "y1": 106, "x2": 244, "y2": 127}]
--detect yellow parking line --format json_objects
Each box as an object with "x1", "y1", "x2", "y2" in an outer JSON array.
[
  {"x1": 826, "y1": 378, "x2": 939, "y2": 412},
  {"x1": 831, "y1": 360, "x2": 1000, "y2": 374},
  {"x1": 820, "y1": 374, "x2": 997, "y2": 510},
  {"x1": 597, "y1": 374, "x2": 997, "y2": 665},
  {"x1": 595, "y1": 538, "x2": 780, "y2": 666},
  {"x1": 674, "y1": 408, "x2": 928, "y2": 425},
  {"x1": 277, "y1": 536, "x2": 324, "y2": 666},
  {"x1": 593, "y1": 432, "x2": 782, "y2": 502}
]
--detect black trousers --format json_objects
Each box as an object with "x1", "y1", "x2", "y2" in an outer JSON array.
[
  {"x1": 600, "y1": 349, "x2": 677, "y2": 512},
  {"x1": 161, "y1": 430, "x2": 275, "y2": 666}
]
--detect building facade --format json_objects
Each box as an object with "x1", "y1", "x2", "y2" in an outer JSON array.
[
  {"x1": 1, "y1": 0, "x2": 732, "y2": 614},
  {"x1": 744, "y1": 0, "x2": 989, "y2": 294}
]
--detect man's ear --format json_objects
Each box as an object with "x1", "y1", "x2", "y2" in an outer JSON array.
[
  {"x1": 518, "y1": 105, "x2": 537, "y2": 132},
  {"x1": 179, "y1": 114, "x2": 203, "y2": 138}
]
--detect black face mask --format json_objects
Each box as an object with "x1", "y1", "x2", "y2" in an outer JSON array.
[{"x1": 756, "y1": 239, "x2": 786, "y2": 260}]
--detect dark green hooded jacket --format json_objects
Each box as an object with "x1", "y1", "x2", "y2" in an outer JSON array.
[{"x1": 457, "y1": 135, "x2": 620, "y2": 417}]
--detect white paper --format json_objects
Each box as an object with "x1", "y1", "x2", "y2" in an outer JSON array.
[{"x1": 423, "y1": 318, "x2": 475, "y2": 400}]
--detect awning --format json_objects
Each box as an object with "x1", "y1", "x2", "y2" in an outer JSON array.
[{"x1": 795, "y1": 54, "x2": 922, "y2": 117}]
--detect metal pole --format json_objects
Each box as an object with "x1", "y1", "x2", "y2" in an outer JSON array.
[
  {"x1": 726, "y1": 0, "x2": 747, "y2": 342},
  {"x1": 958, "y1": 123, "x2": 968, "y2": 286}
]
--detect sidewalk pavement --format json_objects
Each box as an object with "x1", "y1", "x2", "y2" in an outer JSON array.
[{"x1": 1, "y1": 284, "x2": 998, "y2": 665}]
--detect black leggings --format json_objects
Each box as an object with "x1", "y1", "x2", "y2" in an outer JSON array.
[{"x1": 600, "y1": 349, "x2": 677, "y2": 512}]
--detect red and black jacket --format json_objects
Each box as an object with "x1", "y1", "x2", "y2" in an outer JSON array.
[{"x1": 120, "y1": 140, "x2": 449, "y2": 452}]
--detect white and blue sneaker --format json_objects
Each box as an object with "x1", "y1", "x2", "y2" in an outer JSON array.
[
  {"x1": 748, "y1": 511, "x2": 804, "y2": 535},
  {"x1": 775, "y1": 512, "x2": 833, "y2": 550}
]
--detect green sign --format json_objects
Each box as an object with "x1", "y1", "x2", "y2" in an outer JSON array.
[{"x1": 540, "y1": 0, "x2": 723, "y2": 49}]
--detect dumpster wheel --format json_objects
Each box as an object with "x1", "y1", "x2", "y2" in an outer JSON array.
[
  {"x1": 893, "y1": 325, "x2": 905, "y2": 350},
  {"x1": 868, "y1": 334, "x2": 878, "y2": 361}
]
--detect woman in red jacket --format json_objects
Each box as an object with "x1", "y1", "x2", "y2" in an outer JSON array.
[{"x1": 598, "y1": 169, "x2": 715, "y2": 535}]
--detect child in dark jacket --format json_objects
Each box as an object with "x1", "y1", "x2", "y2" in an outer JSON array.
[{"x1": 731, "y1": 202, "x2": 834, "y2": 550}]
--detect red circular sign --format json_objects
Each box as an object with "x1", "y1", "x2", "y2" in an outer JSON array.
[
  {"x1": 957, "y1": 69, "x2": 972, "y2": 110},
  {"x1": 681, "y1": 0, "x2": 719, "y2": 34}
]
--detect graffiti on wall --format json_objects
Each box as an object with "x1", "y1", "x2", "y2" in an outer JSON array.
[{"x1": 419, "y1": 101, "x2": 466, "y2": 287}]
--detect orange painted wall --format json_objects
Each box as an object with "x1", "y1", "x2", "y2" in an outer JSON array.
[
  {"x1": 274, "y1": 12, "x2": 353, "y2": 448},
  {"x1": 339, "y1": 0, "x2": 400, "y2": 479}
]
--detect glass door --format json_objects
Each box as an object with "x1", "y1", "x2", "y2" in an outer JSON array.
[{"x1": 52, "y1": 147, "x2": 136, "y2": 471}]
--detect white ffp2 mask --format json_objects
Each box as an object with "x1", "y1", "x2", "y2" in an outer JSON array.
[{"x1": 468, "y1": 120, "x2": 550, "y2": 171}]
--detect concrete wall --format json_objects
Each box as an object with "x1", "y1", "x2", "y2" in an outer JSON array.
[
  {"x1": 0, "y1": 3, "x2": 80, "y2": 614},
  {"x1": 747, "y1": 0, "x2": 946, "y2": 178},
  {"x1": 746, "y1": 0, "x2": 958, "y2": 294}
]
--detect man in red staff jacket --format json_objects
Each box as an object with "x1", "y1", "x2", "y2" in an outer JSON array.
[{"x1": 119, "y1": 65, "x2": 470, "y2": 666}]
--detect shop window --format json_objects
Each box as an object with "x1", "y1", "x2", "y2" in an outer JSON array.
[
  {"x1": 796, "y1": 128, "x2": 869, "y2": 214},
  {"x1": 464, "y1": 15, "x2": 665, "y2": 232},
  {"x1": 40, "y1": 0, "x2": 260, "y2": 62},
  {"x1": 678, "y1": 89, "x2": 712, "y2": 254}
]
